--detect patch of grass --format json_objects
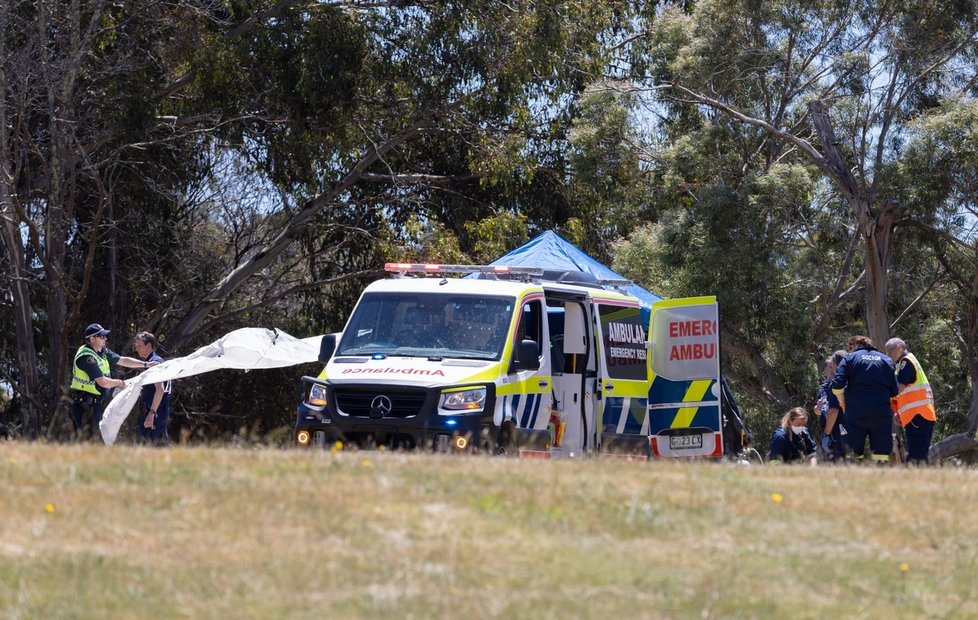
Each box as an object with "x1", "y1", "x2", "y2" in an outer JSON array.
[{"x1": 2, "y1": 443, "x2": 977, "y2": 618}]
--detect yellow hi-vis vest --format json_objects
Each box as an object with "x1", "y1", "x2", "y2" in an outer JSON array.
[
  {"x1": 894, "y1": 352, "x2": 936, "y2": 427},
  {"x1": 70, "y1": 345, "x2": 110, "y2": 396}
]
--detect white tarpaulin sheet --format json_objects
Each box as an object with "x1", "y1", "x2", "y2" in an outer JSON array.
[{"x1": 99, "y1": 327, "x2": 323, "y2": 446}]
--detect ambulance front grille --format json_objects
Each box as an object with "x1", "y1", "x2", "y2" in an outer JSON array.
[{"x1": 333, "y1": 388, "x2": 428, "y2": 418}]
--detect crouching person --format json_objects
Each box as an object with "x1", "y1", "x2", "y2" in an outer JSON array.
[{"x1": 769, "y1": 407, "x2": 817, "y2": 465}]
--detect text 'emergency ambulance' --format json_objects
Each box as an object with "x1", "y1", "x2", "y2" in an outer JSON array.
[{"x1": 668, "y1": 320, "x2": 717, "y2": 361}]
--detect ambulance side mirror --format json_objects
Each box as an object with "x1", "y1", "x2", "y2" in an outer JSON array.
[
  {"x1": 513, "y1": 339, "x2": 540, "y2": 372},
  {"x1": 318, "y1": 334, "x2": 337, "y2": 364}
]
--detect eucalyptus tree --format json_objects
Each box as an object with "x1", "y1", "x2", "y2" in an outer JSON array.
[
  {"x1": 0, "y1": 0, "x2": 213, "y2": 435},
  {"x1": 638, "y1": 0, "x2": 978, "y2": 347},
  {"x1": 557, "y1": 82, "x2": 652, "y2": 263},
  {"x1": 899, "y1": 99, "x2": 978, "y2": 460},
  {"x1": 610, "y1": 130, "x2": 841, "y2": 414},
  {"x1": 160, "y1": 0, "x2": 657, "y2": 348},
  {"x1": 1, "y1": 0, "x2": 655, "y2": 437},
  {"x1": 604, "y1": 0, "x2": 978, "y2": 433}
]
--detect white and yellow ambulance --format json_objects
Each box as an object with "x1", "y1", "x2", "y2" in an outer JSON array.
[{"x1": 294, "y1": 264, "x2": 723, "y2": 458}]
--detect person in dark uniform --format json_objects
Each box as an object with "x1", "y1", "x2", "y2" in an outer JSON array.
[
  {"x1": 768, "y1": 407, "x2": 817, "y2": 464},
  {"x1": 884, "y1": 338, "x2": 936, "y2": 466},
  {"x1": 70, "y1": 323, "x2": 155, "y2": 440},
  {"x1": 132, "y1": 331, "x2": 171, "y2": 445},
  {"x1": 815, "y1": 350, "x2": 848, "y2": 461},
  {"x1": 830, "y1": 335, "x2": 899, "y2": 463}
]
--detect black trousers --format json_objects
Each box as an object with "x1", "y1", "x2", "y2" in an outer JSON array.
[{"x1": 71, "y1": 391, "x2": 105, "y2": 440}]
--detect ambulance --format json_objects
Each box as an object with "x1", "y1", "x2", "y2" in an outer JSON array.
[{"x1": 293, "y1": 263, "x2": 724, "y2": 458}]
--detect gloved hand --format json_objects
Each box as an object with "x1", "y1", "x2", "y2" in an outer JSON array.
[{"x1": 820, "y1": 436, "x2": 832, "y2": 452}]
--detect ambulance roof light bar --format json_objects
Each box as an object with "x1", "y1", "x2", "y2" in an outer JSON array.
[
  {"x1": 384, "y1": 263, "x2": 544, "y2": 279},
  {"x1": 595, "y1": 277, "x2": 634, "y2": 289}
]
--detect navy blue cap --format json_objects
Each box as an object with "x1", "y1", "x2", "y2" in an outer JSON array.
[{"x1": 84, "y1": 323, "x2": 111, "y2": 338}]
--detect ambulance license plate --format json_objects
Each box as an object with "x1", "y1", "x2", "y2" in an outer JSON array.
[{"x1": 669, "y1": 434, "x2": 702, "y2": 450}]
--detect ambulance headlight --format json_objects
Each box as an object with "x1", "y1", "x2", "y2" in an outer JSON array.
[
  {"x1": 439, "y1": 387, "x2": 486, "y2": 414},
  {"x1": 308, "y1": 384, "x2": 327, "y2": 408}
]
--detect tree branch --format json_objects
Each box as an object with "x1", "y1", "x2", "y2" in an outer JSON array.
[
  {"x1": 165, "y1": 123, "x2": 446, "y2": 349},
  {"x1": 160, "y1": 0, "x2": 306, "y2": 100},
  {"x1": 181, "y1": 269, "x2": 382, "y2": 344},
  {"x1": 667, "y1": 83, "x2": 831, "y2": 175},
  {"x1": 810, "y1": 226, "x2": 861, "y2": 346},
  {"x1": 807, "y1": 100, "x2": 861, "y2": 200},
  {"x1": 889, "y1": 267, "x2": 944, "y2": 331},
  {"x1": 359, "y1": 172, "x2": 480, "y2": 185}
]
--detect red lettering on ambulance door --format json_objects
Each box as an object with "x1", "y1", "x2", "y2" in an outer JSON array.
[
  {"x1": 668, "y1": 320, "x2": 717, "y2": 338},
  {"x1": 669, "y1": 343, "x2": 717, "y2": 361}
]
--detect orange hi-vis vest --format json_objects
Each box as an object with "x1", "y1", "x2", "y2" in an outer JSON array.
[{"x1": 893, "y1": 352, "x2": 936, "y2": 427}]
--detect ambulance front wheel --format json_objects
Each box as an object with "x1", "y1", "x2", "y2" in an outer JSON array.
[{"x1": 495, "y1": 421, "x2": 517, "y2": 457}]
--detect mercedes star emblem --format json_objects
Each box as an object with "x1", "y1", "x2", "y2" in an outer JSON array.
[{"x1": 370, "y1": 395, "x2": 392, "y2": 418}]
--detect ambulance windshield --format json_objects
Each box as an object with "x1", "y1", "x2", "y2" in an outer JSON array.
[{"x1": 338, "y1": 293, "x2": 515, "y2": 360}]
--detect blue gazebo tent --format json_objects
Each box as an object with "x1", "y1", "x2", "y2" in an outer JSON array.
[{"x1": 488, "y1": 230, "x2": 662, "y2": 308}]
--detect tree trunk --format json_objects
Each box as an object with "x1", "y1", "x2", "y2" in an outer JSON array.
[
  {"x1": 862, "y1": 215, "x2": 891, "y2": 346},
  {"x1": 0, "y1": 21, "x2": 40, "y2": 437},
  {"x1": 43, "y1": 69, "x2": 70, "y2": 434},
  {"x1": 810, "y1": 101, "x2": 897, "y2": 346},
  {"x1": 929, "y1": 432, "x2": 978, "y2": 463},
  {"x1": 965, "y1": 302, "x2": 978, "y2": 436},
  {"x1": 0, "y1": 205, "x2": 41, "y2": 438}
]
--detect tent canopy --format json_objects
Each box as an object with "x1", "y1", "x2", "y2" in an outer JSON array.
[{"x1": 489, "y1": 230, "x2": 662, "y2": 308}]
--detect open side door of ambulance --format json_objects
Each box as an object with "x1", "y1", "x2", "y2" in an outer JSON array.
[
  {"x1": 647, "y1": 297, "x2": 723, "y2": 458},
  {"x1": 502, "y1": 292, "x2": 554, "y2": 456},
  {"x1": 543, "y1": 290, "x2": 593, "y2": 457}
]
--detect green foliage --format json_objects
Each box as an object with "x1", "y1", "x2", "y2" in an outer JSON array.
[
  {"x1": 383, "y1": 214, "x2": 469, "y2": 265},
  {"x1": 619, "y1": 0, "x2": 978, "y2": 443},
  {"x1": 565, "y1": 82, "x2": 648, "y2": 261},
  {"x1": 190, "y1": 4, "x2": 367, "y2": 188},
  {"x1": 897, "y1": 98, "x2": 978, "y2": 435},
  {"x1": 901, "y1": 99, "x2": 978, "y2": 228},
  {"x1": 465, "y1": 211, "x2": 531, "y2": 263},
  {"x1": 615, "y1": 108, "x2": 827, "y2": 422},
  {"x1": 4, "y1": 0, "x2": 976, "y2": 448}
]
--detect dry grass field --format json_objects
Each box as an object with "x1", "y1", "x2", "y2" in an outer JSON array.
[{"x1": 2, "y1": 442, "x2": 977, "y2": 619}]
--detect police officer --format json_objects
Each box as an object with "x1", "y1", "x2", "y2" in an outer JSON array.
[
  {"x1": 884, "y1": 338, "x2": 936, "y2": 466},
  {"x1": 70, "y1": 323, "x2": 154, "y2": 440},
  {"x1": 830, "y1": 335, "x2": 899, "y2": 463}
]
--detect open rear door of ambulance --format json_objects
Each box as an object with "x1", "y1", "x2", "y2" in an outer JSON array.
[
  {"x1": 594, "y1": 300, "x2": 651, "y2": 458},
  {"x1": 647, "y1": 297, "x2": 723, "y2": 458}
]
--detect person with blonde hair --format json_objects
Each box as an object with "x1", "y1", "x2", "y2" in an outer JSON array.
[{"x1": 768, "y1": 407, "x2": 817, "y2": 463}]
